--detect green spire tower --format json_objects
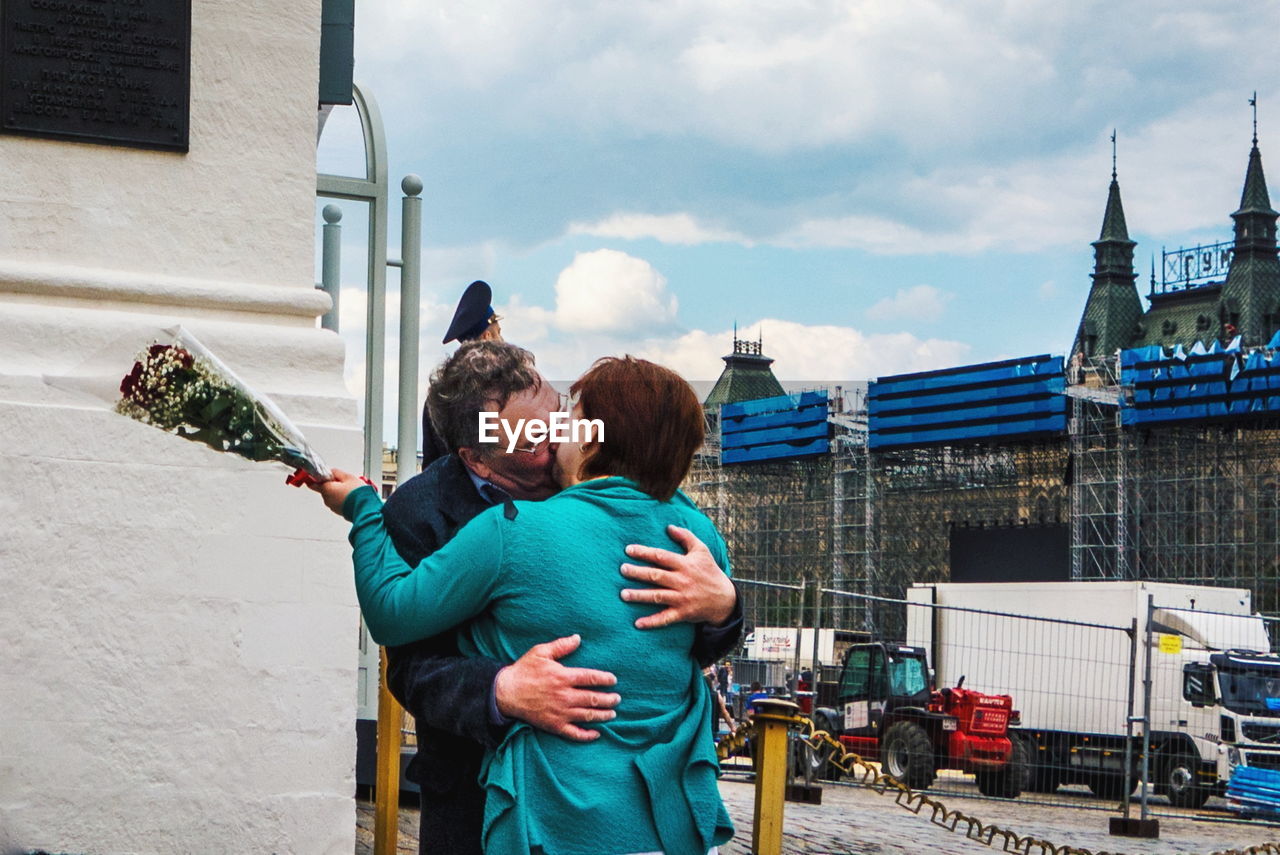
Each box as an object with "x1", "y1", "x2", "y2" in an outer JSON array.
[
  {"x1": 1219, "y1": 98, "x2": 1280, "y2": 346},
  {"x1": 1071, "y1": 132, "x2": 1143, "y2": 362}
]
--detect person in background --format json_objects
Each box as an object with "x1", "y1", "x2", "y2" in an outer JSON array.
[
  {"x1": 704, "y1": 667, "x2": 737, "y2": 737},
  {"x1": 421, "y1": 280, "x2": 505, "y2": 469},
  {"x1": 746, "y1": 681, "x2": 770, "y2": 716}
]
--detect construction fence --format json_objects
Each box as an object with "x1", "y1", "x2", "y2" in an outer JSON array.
[{"x1": 721, "y1": 581, "x2": 1280, "y2": 820}]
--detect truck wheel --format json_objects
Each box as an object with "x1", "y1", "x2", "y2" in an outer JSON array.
[
  {"x1": 792, "y1": 736, "x2": 829, "y2": 783},
  {"x1": 811, "y1": 713, "x2": 842, "y2": 781},
  {"x1": 882, "y1": 721, "x2": 936, "y2": 790},
  {"x1": 1025, "y1": 764, "x2": 1063, "y2": 793},
  {"x1": 1087, "y1": 773, "x2": 1136, "y2": 802},
  {"x1": 1160, "y1": 753, "x2": 1210, "y2": 809},
  {"x1": 976, "y1": 737, "x2": 1029, "y2": 799}
]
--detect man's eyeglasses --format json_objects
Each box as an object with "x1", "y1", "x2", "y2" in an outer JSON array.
[{"x1": 509, "y1": 391, "x2": 573, "y2": 455}]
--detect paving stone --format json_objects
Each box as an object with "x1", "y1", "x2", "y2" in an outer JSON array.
[{"x1": 357, "y1": 773, "x2": 1280, "y2": 854}]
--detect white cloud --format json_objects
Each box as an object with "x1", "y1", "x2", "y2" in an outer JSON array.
[
  {"x1": 359, "y1": 2, "x2": 1278, "y2": 157},
  {"x1": 350, "y1": 2, "x2": 1280, "y2": 259},
  {"x1": 567, "y1": 212, "x2": 751, "y2": 246},
  {"x1": 461, "y1": 252, "x2": 969, "y2": 384},
  {"x1": 865, "y1": 285, "x2": 951, "y2": 323},
  {"x1": 634, "y1": 320, "x2": 971, "y2": 384},
  {"x1": 552, "y1": 249, "x2": 679, "y2": 333},
  {"x1": 1039, "y1": 280, "x2": 1058, "y2": 301}
]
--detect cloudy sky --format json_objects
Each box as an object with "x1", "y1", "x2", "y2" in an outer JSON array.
[{"x1": 316, "y1": 0, "x2": 1279, "y2": 430}]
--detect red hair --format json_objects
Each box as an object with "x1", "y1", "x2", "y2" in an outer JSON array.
[{"x1": 570, "y1": 356, "x2": 704, "y2": 500}]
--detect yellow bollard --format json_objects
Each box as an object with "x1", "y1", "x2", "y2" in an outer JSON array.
[
  {"x1": 373, "y1": 647, "x2": 403, "y2": 855},
  {"x1": 750, "y1": 699, "x2": 800, "y2": 855}
]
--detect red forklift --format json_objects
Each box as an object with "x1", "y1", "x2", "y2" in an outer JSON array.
[{"x1": 809, "y1": 642, "x2": 1027, "y2": 798}]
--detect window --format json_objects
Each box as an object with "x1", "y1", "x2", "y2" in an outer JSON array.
[
  {"x1": 887, "y1": 655, "x2": 930, "y2": 698},
  {"x1": 1183, "y1": 662, "x2": 1215, "y2": 706},
  {"x1": 840, "y1": 648, "x2": 870, "y2": 698},
  {"x1": 840, "y1": 646, "x2": 886, "y2": 701}
]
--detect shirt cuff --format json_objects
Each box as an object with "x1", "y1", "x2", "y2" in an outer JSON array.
[{"x1": 489, "y1": 673, "x2": 514, "y2": 727}]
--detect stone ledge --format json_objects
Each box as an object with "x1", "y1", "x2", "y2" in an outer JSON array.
[{"x1": 0, "y1": 258, "x2": 331, "y2": 319}]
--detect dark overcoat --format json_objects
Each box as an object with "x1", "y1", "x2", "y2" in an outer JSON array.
[{"x1": 380, "y1": 453, "x2": 744, "y2": 854}]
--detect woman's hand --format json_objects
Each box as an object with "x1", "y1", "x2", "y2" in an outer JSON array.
[{"x1": 308, "y1": 468, "x2": 369, "y2": 516}]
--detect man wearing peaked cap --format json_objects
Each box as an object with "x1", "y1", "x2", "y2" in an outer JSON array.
[
  {"x1": 443, "y1": 280, "x2": 503, "y2": 345},
  {"x1": 422, "y1": 281, "x2": 504, "y2": 467}
]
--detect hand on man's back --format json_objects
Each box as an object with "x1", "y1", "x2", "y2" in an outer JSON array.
[
  {"x1": 619, "y1": 525, "x2": 736, "y2": 628},
  {"x1": 495, "y1": 634, "x2": 620, "y2": 742}
]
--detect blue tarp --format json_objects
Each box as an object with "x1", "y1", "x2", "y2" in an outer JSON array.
[
  {"x1": 719, "y1": 390, "x2": 830, "y2": 465},
  {"x1": 1121, "y1": 340, "x2": 1280, "y2": 427},
  {"x1": 1227, "y1": 766, "x2": 1280, "y2": 818},
  {"x1": 867, "y1": 355, "x2": 1067, "y2": 450}
]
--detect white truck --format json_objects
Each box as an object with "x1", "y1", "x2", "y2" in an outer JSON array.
[
  {"x1": 906, "y1": 581, "x2": 1280, "y2": 807},
  {"x1": 742, "y1": 626, "x2": 835, "y2": 669}
]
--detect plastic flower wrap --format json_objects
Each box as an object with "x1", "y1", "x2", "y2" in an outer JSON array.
[{"x1": 113, "y1": 327, "x2": 332, "y2": 482}]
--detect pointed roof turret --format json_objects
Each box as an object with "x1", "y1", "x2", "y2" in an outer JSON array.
[
  {"x1": 1099, "y1": 177, "x2": 1131, "y2": 242},
  {"x1": 1220, "y1": 98, "x2": 1280, "y2": 347},
  {"x1": 1071, "y1": 137, "x2": 1143, "y2": 362},
  {"x1": 1235, "y1": 141, "x2": 1278, "y2": 217},
  {"x1": 1099, "y1": 131, "x2": 1131, "y2": 242}
]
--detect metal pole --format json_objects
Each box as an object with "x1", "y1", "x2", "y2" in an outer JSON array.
[
  {"x1": 1122, "y1": 617, "x2": 1138, "y2": 820},
  {"x1": 792, "y1": 578, "x2": 805, "y2": 694},
  {"x1": 864, "y1": 441, "x2": 876, "y2": 633},
  {"x1": 752, "y1": 699, "x2": 799, "y2": 855},
  {"x1": 1070, "y1": 394, "x2": 1083, "y2": 580},
  {"x1": 396, "y1": 175, "x2": 422, "y2": 487},
  {"x1": 1116, "y1": 392, "x2": 1130, "y2": 578},
  {"x1": 315, "y1": 83, "x2": 400, "y2": 855},
  {"x1": 1140, "y1": 594, "x2": 1154, "y2": 822},
  {"x1": 811, "y1": 579, "x2": 822, "y2": 675},
  {"x1": 373, "y1": 649, "x2": 400, "y2": 855},
  {"x1": 320, "y1": 204, "x2": 342, "y2": 332}
]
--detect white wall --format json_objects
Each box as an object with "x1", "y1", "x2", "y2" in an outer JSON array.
[{"x1": 0, "y1": 1, "x2": 362, "y2": 852}]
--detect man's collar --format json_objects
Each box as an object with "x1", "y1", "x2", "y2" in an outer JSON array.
[
  {"x1": 462, "y1": 463, "x2": 497, "y2": 504},
  {"x1": 461, "y1": 459, "x2": 518, "y2": 519}
]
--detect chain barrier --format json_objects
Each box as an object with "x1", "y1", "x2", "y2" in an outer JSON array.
[{"x1": 716, "y1": 714, "x2": 1280, "y2": 855}]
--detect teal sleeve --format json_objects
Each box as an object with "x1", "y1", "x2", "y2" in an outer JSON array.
[
  {"x1": 706, "y1": 524, "x2": 732, "y2": 579},
  {"x1": 345, "y1": 487, "x2": 505, "y2": 647}
]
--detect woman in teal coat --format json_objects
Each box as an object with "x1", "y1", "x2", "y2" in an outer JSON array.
[{"x1": 317, "y1": 356, "x2": 735, "y2": 855}]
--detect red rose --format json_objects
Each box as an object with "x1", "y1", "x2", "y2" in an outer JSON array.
[{"x1": 120, "y1": 362, "x2": 144, "y2": 398}]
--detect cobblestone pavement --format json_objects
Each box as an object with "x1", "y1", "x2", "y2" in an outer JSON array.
[
  {"x1": 358, "y1": 772, "x2": 1280, "y2": 855},
  {"x1": 713, "y1": 771, "x2": 1278, "y2": 854}
]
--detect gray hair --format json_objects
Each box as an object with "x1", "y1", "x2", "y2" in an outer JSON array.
[{"x1": 427, "y1": 341, "x2": 540, "y2": 455}]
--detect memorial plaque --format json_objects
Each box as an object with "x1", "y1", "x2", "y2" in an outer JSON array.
[{"x1": 1, "y1": 0, "x2": 190, "y2": 151}]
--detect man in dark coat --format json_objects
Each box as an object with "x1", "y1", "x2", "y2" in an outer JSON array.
[
  {"x1": 420, "y1": 280, "x2": 504, "y2": 469},
  {"x1": 382, "y1": 341, "x2": 743, "y2": 854}
]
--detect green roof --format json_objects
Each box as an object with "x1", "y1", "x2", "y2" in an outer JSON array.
[
  {"x1": 1128, "y1": 287, "x2": 1221, "y2": 349},
  {"x1": 1073, "y1": 174, "x2": 1143, "y2": 358},
  {"x1": 704, "y1": 342, "x2": 785, "y2": 407},
  {"x1": 1236, "y1": 144, "x2": 1278, "y2": 217},
  {"x1": 1099, "y1": 177, "x2": 1131, "y2": 241}
]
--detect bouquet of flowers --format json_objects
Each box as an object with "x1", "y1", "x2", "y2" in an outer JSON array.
[{"x1": 114, "y1": 327, "x2": 332, "y2": 483}]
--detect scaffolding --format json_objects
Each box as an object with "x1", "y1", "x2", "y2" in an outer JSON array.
[
  {"x1": 685, "y1": 354, "x2": 1280, "y2": 649},
  {"x1": 687, "y1": 394, "x2": 1069, "y2": 641}
]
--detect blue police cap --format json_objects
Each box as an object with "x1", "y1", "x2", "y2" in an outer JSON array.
[{"x1": 442, "y1": 280, "x2": 495, "y2": 344}]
